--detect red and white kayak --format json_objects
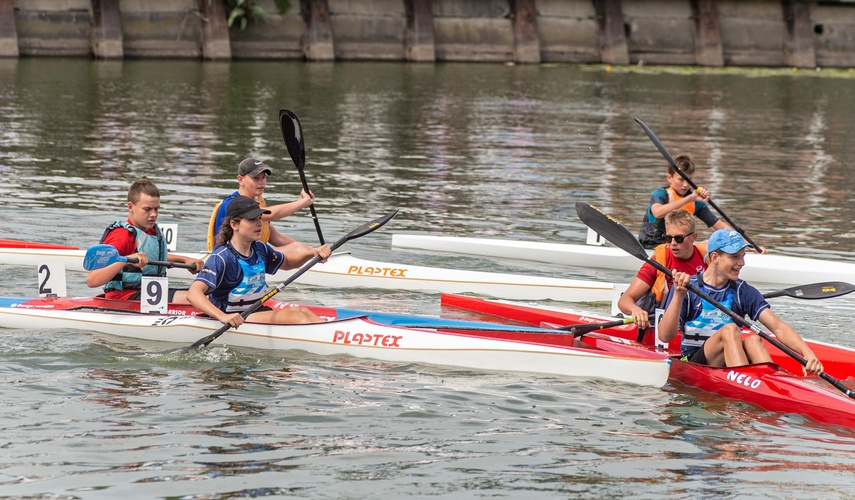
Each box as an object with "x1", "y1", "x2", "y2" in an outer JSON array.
[
  {"x1": 441, "y1": 293, "x2": 855, "y2": 430},
  {"x1": 0, "y1": 295, "x2": 671, "y2": 387},
  {"x1": 0, "y1": 239, "x2": 615, "y2": 302}
]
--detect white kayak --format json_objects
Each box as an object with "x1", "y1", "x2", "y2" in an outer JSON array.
[
  {"x1": 392, "y1": 234, "x2": 855, "y2": 286},
  {"x1": 0, "y1": 243, "x2": 615, "y2": 302},
  {"x1": 0, "y1": 296, "x2": 671, "y2": 387}
]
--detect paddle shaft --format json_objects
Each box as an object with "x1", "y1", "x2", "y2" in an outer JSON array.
[
  {"x1": 279, "y1": 109, "x2": 325, "y2": 245},
  {"x1": 187, "y1": 210, "x2": 398, "y2": 351},
  {"x1": 397, "y1": 318, "x2": 633, "y2": 337},
  {"x1": 561, "y1": 318, "x2": 635, "y2": 336},
  {"x1": 124, "y1": 256, "x2": 197, "y2": 270},
  {"x1": 576, "y1": 202, "x2": 853, "y2": 398},
  {"x1": 634, "y1": 118, "x2": 762, "y2": 251}
]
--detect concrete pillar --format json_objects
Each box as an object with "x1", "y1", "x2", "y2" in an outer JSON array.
[
  {"x1": 511, "y1": 0, "x2": 540, "y2": 63},
  {"x1": 91, "y1": 0, "x2": 123, "y2": 59},
  {"x1": 782, "y1": 0, "x2": 815, "y2": 68},
  {"x1": 593, "y1": 0, "x2": 629, "y2": 65},
  {"x1": 0, "y1": 0, "x2": 19, "y2": 57},
  {"x1": 199, "y1": 0, "x2": 231, "y2": 60},
  {"x1": 691, "y1": 0, "x2": 723, "y2": 66},
  {"x1": 301, "y1": 0, "x2": 335, "y2": 61},
  {"x1": 404, "y1": 0, "x2": 435, "y2": 62}
]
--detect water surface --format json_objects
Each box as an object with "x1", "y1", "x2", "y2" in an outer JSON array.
[{"x1": 1, "y1": 59, "x2": 855, "y2": 498}]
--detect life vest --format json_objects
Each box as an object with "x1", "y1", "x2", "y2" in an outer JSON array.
[
  {"x1": 666, "y1": 187, "x2": 696, "y2": 214},
  {"x1": 207, "y1": 193, "x2": 271, "y2": 250},
  {"x1": 101, "y1": 221, "x2": 167, "y2": 292},
  {"x1": 635, "y1": 241, "x2": 708, "y2": 315},
  {"x1": 680, "y1": 275, "x2": 738, "y2": 353},
  {"x1": 223, "y1": 242, "x2": 270, "y2": 313}
]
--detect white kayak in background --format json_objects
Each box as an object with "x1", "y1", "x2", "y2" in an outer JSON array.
[
  {"x1": 0, "y1": 241, "x2": 615, "y2": 302},
  {"x1": 391, "y1": 233, "x2": 855, "y2": 286}
]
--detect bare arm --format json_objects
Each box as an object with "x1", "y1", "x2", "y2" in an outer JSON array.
[
  {"x1": 276, "y1": 243, "x2": 332, "y2": 270},
  {"x1": 757, "y1": 308, "x2": 822, "y2": 375},
  {"x1": 617, "y1": 277, "x2": 653, "y2": 329},
  {"x1": 657, "y1": 270, "x2": 690, "y2": 344},
  {"x1": 266, "y1": 224, "x2": 297, "y2": 247},
  {"x1": 650, "y1": 190, "x2": 704, "y2": 219},
  {"x1": 85, "y1": 252, "x2": 147, "y2": 288},
  {"x1": 167, "y1": 253, "x2": 205, "y2": 275},
  {"x1": 186, "y1": 280, "x2": 245, "y2": 328},
  {"x1": 262, "y1": 190, "x2": 315, "y2": 221}
]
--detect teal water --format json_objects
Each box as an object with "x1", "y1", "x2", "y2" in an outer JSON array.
[{"x1": 1, "y1": 59, "x2": 855, "y2": 498}]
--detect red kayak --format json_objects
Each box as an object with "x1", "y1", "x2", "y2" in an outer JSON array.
[{"x1": 442, "y1": 293, "x2": 855, "y2": 430}]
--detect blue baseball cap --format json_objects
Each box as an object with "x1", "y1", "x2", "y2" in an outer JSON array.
[{"x1": 705, "y1": 229, "x2": 754, "y2": 261}]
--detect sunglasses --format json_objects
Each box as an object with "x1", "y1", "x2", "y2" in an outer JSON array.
[{"x1": 664, "y1": 232, "x2": 695, "y2": 244}]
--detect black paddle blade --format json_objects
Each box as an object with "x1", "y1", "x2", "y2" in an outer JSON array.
[
  {"x1": 279, "y1": 108, "x2": 305, "y2": 170},
  {"x1": 763, "y1": 281, "x2": 855, "y2": 300},
  {"x1": 337, "y1": 210, "x2": 399, "y2": 248},
  {"x1": 634, "y1": 118, "x2": 685, "y2": 177},
  {"x1": 575, "y1": 202, "x2": 648, "y2": 262}
]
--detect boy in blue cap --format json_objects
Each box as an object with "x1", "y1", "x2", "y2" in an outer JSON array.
[{"x1": 658, "y1": 228, "x2": 823, "y2": 375}]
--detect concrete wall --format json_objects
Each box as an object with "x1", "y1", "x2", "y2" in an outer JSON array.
[{"x1": 2, "y1": 0, "x2": 855, "y2": 67}]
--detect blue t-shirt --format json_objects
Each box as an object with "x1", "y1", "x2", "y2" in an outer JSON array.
[
  {"x1": 665, "y1": 273, "x2": 769, "y2": 355},
  {"x1": 195, "y1": 241, "x2": 284, "y2": 312}
]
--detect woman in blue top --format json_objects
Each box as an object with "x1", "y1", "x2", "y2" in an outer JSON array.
[
  {"x1": 658, "y1": 229, "x2": 822, "y2": 375},
  {"x1": 188, "y1": 195, "x2": 331, "y2": 328}
]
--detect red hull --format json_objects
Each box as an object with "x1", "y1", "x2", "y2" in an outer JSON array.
[
  {"x1": 0, "y1": 238, "x2": 79, "y2": 250},
  {"x1": 442, "y1": 293, "x2": 855, "y2": 429},
  {"x1": 672, "y1": 361, "x2": 855, "y2": 429}
]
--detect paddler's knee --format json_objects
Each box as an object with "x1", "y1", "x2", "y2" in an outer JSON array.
[
  {"x1": 742, "y1": 334, "x2": 766, "y2": 351},
  {"x1": 718, "y1": 323, "x2": 742, "y2": 343}
]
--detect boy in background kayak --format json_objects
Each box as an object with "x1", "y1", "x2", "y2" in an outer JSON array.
[
  {"x1": 207, "y1": 158, "x2": 325, "y2": 268},
  {"x1": 190, "y1": 196, "x2": 330, "y2": 327},
  {"x1": 658, "y1": 229, "x2": 823, "y2": 375},
  {"x1": 638, "y1": 153, "x2": 730, "y2": 249},
  {"x1": 618, "y1": 209, "x2": 707, "y2": 331},
  {"x1": 85, "y1": 179, "x2": 205, "y2": 302}
]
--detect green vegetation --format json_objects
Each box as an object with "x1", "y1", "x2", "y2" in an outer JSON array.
[
  {"x1": 577, "y1": 63, "x2": 855, "y2": 79},
  {"x1": 226, "y1": 0, "x2": 292, "y2": 31}
]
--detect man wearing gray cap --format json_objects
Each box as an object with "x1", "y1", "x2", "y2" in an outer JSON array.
[{"x1": 207, "y1": 158, "x2": 326, "y2": 268}]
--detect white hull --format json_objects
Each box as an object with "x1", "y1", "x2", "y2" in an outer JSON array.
[
  {"x1": 0, "y1": 247, "x2": 614, "y2": 302},
  {"x1": 392, "y1": 234, "x2": 855, "y2": 286},
  {"x1": 0, "y1": 301, "x2": 669, "y2": 387}
]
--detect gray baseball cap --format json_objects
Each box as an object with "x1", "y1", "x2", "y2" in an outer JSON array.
[{"x1": 237, "y1": 158, "x2": 273, "y2": 177}]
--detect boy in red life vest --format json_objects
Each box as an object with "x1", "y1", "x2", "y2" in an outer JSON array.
[
  {"x1": 618, "y1": 210, "x2": 707, "y2": 331},
  {"x1": 638, "y1": 153, "x2": 730, "y2": 249},
  {"x1": 86, "y1": 179, "x2": 205, "y2": 302}
]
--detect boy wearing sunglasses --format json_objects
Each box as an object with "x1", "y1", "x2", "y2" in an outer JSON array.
[
  {"x1": 618, "y1": 210, "x2": 707, "y2": 332},
  {"x1": 638, "y1": 153, "x2": 730, "y2": 249}
]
